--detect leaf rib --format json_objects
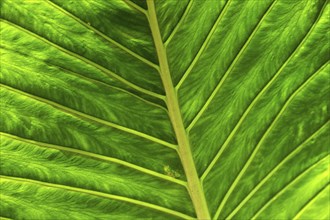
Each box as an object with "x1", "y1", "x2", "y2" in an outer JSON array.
[
  {"x1": 0, "y1": 175, "x2": 194, "y2": 219},
  {"x1": 0, "y1": 132, "x2": 186, "y2": 187},
  {"x1": 46, "y1": 0, "x2": 157, "y2": 69},
  {"x1": 147, "y1": 1, "x2": 210, "y2": 219},
  {"x1": 250, "y1": 156, "x2": 330, "y2": 219},
  {"x1": 175, "y1": 0, "x2": 231, "y2": 89},
  {"x1": 164, "y1": 0, "x2": 193, "y2": 47},
  {"x1": 0, "y1": 19, "x2": 164, "y2": 100},
  {"x1": 0, "y1": 217, "x2": 12, "y2": 220},
  {"x1": 1, "y1": 59, "x2": 167, "y2": 112},
  {"x1": 201, "y1": 2, "x2": 327, "y2": 182},
  {"x1": 1, "y1": 84, "x2": 177, "y2": 150},
  {"x1": 123, "y1": 0, "x2": 147, "y2": 15},
  {"x1": 292, "y1": 184, "x2": 330, "y2": 220},
  {"x1": 213, "y1": 62, "x2": 329, "y2": 219},
  {"x1": 225, "y1": 121, "x2": 329, "y2": 219},
  {"x1": 187, "y1": 0, "x2": 277, "y2": 131}
]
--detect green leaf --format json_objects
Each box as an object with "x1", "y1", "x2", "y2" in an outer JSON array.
[{"x1": 1, "y1": 0, "x2": 329, "y2": 219}]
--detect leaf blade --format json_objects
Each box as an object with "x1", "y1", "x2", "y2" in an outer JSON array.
[{"x1": 1, "y1": 0, "x2": 329, "y2": 219}]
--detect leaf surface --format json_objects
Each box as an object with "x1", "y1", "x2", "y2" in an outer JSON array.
[{"x1": 0, "y1": 0, "x2": 329, "y2": 219}]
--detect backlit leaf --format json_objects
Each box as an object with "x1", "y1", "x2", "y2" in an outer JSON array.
[{"x1": 1, "y1": 0, "x2": 329, "y2": 219}]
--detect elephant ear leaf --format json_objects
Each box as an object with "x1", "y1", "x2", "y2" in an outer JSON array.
[{"x1": 0, "y1": 0, "x2": 329, "y2": 219}]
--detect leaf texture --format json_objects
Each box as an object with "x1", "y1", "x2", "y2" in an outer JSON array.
[{"x1": 0, "y1": 0, "x2": 329, "y2": 219}]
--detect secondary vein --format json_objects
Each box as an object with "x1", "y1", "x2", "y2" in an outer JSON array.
[
  {"x1": 213, "y1": 62, "x2": 329, "y2": 219},
  {"x1": 175, "y1": 0, "x2": 231, "y2": 89},
  {"x1": 225, "y1": 121, "x2": 329, "y2": 219},
  {"x1": 0, "y1": 132, "x2": 186, "y2": 187},
  {"x1": 0, "y1": 217, "x2": 13, "y2": 220},
  {"x1": 292, "y1": 184, "x2": 330, "y2": 220},
  {"x1": 1, "y1": 58, "x2": 167, "y2": 112},
  {"x1": 1, "y1": 84, "x2": 177, "y2": 150},
  {"x1": 200, "y1": 2, "x2": 327, "y2": 182},
  {"x1": 0, "y1": 175, "x2": 193, "y2": 219},
  {"x1": 186, "y1": 0, "x2": 277, "y2": 132},
  {"x1": 164, "y1": 0, "x2": 193, "y2": 47},
  {"x1": 0, "y1": 19, "x2": 164, "y2": 100},
  {"x1": 46, "y1": 0, "x2": 157, "y2": 69},
  {"x1": 251, "y1": 156, "x2": 329, "y2": 219},
  {"x1": 123, "y1": 0, "x2": 147, "y2": 15}
]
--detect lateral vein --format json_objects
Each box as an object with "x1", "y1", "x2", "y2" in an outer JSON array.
[
  {"x1": 164, "y1": 0, "x2": 193, "y2": 46},
  {"x1": 225, "y1": 121, "x2": 329, "y2": 219},
  {"x1": 201, "y1": 2, "x2": 327, "y2": 182},
  {"x1": 187, "y1": 0, "x2": 277, "y2": 131},
  {"x1": 0, "y1": 175, "x2": 193, "y2": 219},
  {"x1": 0, "y1": 132, "x2": 186, "y2": 187},
  {"x1": 251, "y1": 156, "x2": 330, "y2": 219},
  {"x1": 292, "y1": 184, "x2": 330, "y2": 220},
  {"x1": 213, "y1": 62, "x2": 329, "y2": 219},
  {"x1": 0, "y1": 19, "x2": 164, "y2": 100},
  {"x1": 175, "y1": 0, "x2": 231, "y2": 89},
  {"x1": 1, "y1": 59, "x2": 167, "y2": 112},
  {"x1": 0, "y1": 217, "x2": 13, "y2": 220},
  {"x1": 123, "y1": 0, "x2": 147, "y2": 15},
  {"x1": 1, "y1": 84, "x2": 177, "y2": 150},
  {"x1": 46, "y1": 0, "x2": 156, "y2": 69}
]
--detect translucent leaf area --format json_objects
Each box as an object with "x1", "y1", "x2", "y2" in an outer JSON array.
[{"x1": 1, "y1": 0, "x2": 329, "y2": 219}]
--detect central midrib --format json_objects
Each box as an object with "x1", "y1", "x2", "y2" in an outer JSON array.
[{"x1": 146, "y1": 1, "x2": 211, "y2": 219}]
